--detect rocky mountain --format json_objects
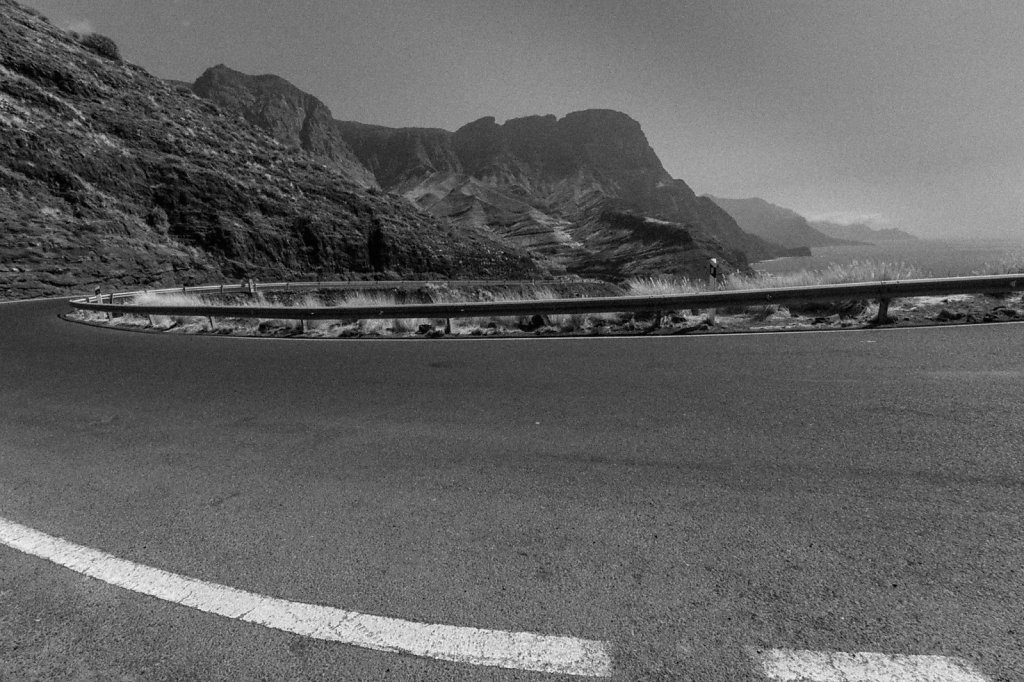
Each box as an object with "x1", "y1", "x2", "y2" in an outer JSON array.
[
  {"x1": 340, "y1": 110, "x2": 801, "y2": 278},
  {"x1": 193, "y1": 66, "x2": 799, "y2": 281},
  {"x1": 810, "y1": 219, "x2": 918, "y2": 243},
  {"x1": 706, "y1": 196, "x2": 858, "y2": 250},
  {"x1": 0, "y1": 1, "x2": 535, "y2": 299},
  {"x1": 335, "y1": 120, "x2": 462, "y2": 189},
  {"x1": 192, "y1": 65, "x2": 377, "y2": 188}
]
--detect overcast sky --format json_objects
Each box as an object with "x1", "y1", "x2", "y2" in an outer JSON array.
[{"x1": 22, "y1": 0, "x2": 1024, "y2": 239}]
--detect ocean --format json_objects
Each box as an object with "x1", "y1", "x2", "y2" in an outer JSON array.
[{"x1": 752, "y1": 237, "x2": 1024, "y2": 278}]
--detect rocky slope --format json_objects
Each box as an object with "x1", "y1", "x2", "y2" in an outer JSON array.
[
  {"x1": 192, "y1": 65, "x2": 377, "y2": 188},
  {"x1": 193, "y1": 66, "x2": 797, "y2": 281},
  {"x1": 0, "y1": 1, "x2": 535, "y2": 299},
  {"x1": 707, "y1": 196, "x2": 857, "y2": 250},
  {"x1": 809, "y1": 219, "x2": 918, "y2": 243}
]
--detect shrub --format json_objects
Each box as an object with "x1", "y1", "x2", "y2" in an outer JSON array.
[
  {"x1": 23, "y1": 5, "x2": 49, "y2": 22},
  {"x1": 80, "y1": 33, "x2": 121, "y2": 61},
  {"x1": 145, "y1": 206, "x2": 169, "y2": 235}
]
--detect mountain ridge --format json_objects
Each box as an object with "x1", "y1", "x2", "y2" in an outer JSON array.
[
  {"x1": 809, "y1": 219, "x2": 918, "y2": 243},
  {"x1": 707, "y1": 196, "x2": 860, "y2": 249},
  {"x1": 194, "y1": 65, "x2": 802, "y2": 281}
]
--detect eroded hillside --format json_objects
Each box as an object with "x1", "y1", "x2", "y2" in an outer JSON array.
[{"x1": 0, "y1": 1, "x2": 536, "y2": 299}]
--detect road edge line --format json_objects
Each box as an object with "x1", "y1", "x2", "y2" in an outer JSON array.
[{"x1": 0, "y1": 516, "x2": 613, "y2": 678}]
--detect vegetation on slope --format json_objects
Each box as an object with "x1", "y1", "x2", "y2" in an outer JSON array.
[{"x1": 0, "y1": 0, "x2": 537, "y2": 299}]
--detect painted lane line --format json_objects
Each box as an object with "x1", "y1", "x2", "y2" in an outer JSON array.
[
  {"x1": 750, "y1": 647, "x2": 989, "y2": 681},
  {"x1": 0, "y1": 517, "x2": 613, "y2": 677}
]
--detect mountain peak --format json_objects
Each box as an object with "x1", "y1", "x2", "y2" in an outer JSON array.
[
  {"x1": 192, "y1": 64, "x2": 376, "y2": 187},
  {"x1": 458, "y1": 115, "x2": 498, "y2": 130}
]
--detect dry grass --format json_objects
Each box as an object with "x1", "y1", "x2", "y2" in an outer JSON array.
[
  {"x1": 625, "y1": 276, "x2": 705, "y2": 296},
  {"x1": 337, "y1": 290, "x2": 438, "y2": 334},
  {"x1": 625, "y1": 261, "x2": 925, "y2": 322},
  {"x1": 432, "y1": 287, "x2": 526, "y2": 331},
  {"x1": 132, "y1": 291, "x2": 211, "y2": 329},
  {"x1": 729, "y1": 260, "x2": 922, "y2": 289},
  {"x1": 972, "y1": 253, "x2": 1024, "y2": 275},
  {"x1": 626, "y1": 260, "x2": 924, "y2": 298},
  {"x1": 82, "y1": 261, "x2": 1021, "y2": 336}
]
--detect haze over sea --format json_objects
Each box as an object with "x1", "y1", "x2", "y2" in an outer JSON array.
[{"x1": 753, "y1": 237, "x2": 1024, "y2": 279}]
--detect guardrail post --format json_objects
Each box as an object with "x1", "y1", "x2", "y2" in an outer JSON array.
[
  {"x1": 300, "y1": 319, "x2": 307, "y2": 333},
  {"x1": 445, "y1": 318, "x2": 452, "y2": 335},
  {"x1": 874, "y1": 298, "x2": 892, "y2": 325}
]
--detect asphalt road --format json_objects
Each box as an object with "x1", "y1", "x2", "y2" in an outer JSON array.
[{"x1": 1, "y1": 299, "x2": 1021, "y2": 681}]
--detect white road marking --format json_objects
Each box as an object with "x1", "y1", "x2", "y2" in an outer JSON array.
[
  {"x1": 0, "y1": 514, "x2": 1002, "y2": 680},
  {"x1": 750, "y1": 647, "x2": 989, "y2": 681},
  {"x1": 0, "y1": 516, "x2": 613, "y2": 677}
]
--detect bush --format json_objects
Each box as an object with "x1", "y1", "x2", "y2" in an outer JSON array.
[
  {"x1": 145, "y1": 206, "x2": 169, "y2": 235},
  {"x1": 80, "y1": 33, "x2": 121, "y2": 61},
  {"x1": 23, "y1": 6, "x2": 50, "y2": 22}
]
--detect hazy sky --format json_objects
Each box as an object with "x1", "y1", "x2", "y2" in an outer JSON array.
[{"x1": 21, "y1": 0, "x2": 1024, "y2": 239}]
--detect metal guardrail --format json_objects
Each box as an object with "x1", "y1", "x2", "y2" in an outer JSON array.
[
  {"x1": 83, "y1": 279, "x2": 557, "y2": 300},
  {"x1": 68, "y1": 274, "x2": 1024, "y2": 326}
]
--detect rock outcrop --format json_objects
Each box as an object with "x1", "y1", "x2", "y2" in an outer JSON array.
[
  {"x1": 196, "y1": 67, "x2": 794, "y2": 281},
  {"x1": 333, "y1": 120, "x2": 461, "y2": 189},
  {"x1": 707, "y1": 196, "x2": 859, "y2": 250},
  {"x1": 382, "y1": 110, "x2": 789, "y2": 278},
  {"x1": 192, "y1": 65, "x2": 377, "y2": 188},
  {"x1": 0, "y1": 1, "x2": 536, "y2": 299}
]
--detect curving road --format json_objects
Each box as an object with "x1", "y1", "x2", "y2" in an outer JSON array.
[{"x1": 1, "y1": 299, "x2": 1021, "y2": 681}]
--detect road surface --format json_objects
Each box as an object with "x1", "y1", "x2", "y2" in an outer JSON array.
[{"x1": 0, "y1": 299, "x2": 1021, "y2": 680}]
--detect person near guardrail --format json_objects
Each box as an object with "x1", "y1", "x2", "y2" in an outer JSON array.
[
  {"x1": 708, "y1": 258, "x2": 724, "y2": 288},
  {"x1": 707, "y1": 258, "x2": 723, "y2": 324}
]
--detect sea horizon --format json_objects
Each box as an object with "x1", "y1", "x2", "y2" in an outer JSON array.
[{"x1": 752, "y1": 235, "x2": 1024, "y2": 278}]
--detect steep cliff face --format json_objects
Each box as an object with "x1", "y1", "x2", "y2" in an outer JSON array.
[
  {"x1": 446, "y1": 110, "x2": 673, "y2": 198},
  {"x1": 332, "y1": 120, "x2": 461, "y2": 189},
  {"x1": 0, "y1": 2, "x2": 536, "y2": 299}
]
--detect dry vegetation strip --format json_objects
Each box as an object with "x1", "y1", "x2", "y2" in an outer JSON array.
[{"x1": 70, "y1": 260, "x2": 1024, "y2": 337}]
